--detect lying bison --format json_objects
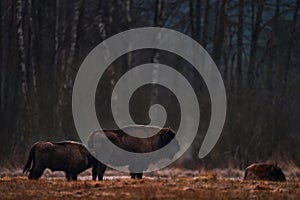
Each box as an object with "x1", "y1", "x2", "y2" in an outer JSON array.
[
  {"x1": 244, "y1": 163, "x2": 286, "y2": 182},
  {"x1": 23, "y1": 141, "x2": 96, "y2": 180},
  {"x1": 88, "y1": 125, "x2": 179, "y2": 180}
]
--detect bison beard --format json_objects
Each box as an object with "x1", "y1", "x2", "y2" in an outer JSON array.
[
  {"x1": 88, "y1": 125, "x2": 179, "y2": 180},
  {"x1": 23, "y1": 141, "x2": 96, "y2": 180},
  {"x1": 244, "y1": 163, "x2": 286, "y2": 182}
]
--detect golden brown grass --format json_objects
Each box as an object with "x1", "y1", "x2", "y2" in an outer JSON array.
[{"x1": 0, "y1": 175, "x2": 299, "y2": 200}]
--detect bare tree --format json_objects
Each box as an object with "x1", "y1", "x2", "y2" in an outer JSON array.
[
  {"x1": 237, "y1": 0, "x2": 244, "y2": 94},
  {"x1": 202, "y1": 0, "x2": 210, "y2": 48},
  {"x1": 279, "y1": 0, "x2": 300, "y2": 107},
  {"x1": 248, "y1": 0, "x2": 264, "y2": 89}
]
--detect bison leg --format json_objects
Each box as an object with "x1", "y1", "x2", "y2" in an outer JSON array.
[
  {"x1": 137, "y1": 173, "x2": 143, "y2": 179},
  {"x1": 65, "y1": 172, "x2": 71, "y2": 181},
  {"x1": 92, "y1": 161, "x2": 105, "y2": 180},
  {"x1": 130, "y1": 173, "x2": 143, "y2": 179},
  {"x1": 92, "y1": 162, "x2": 98, "y2": 180},
  {"x1": 70, "y1": 174, "x2": 78, "y2": 181},
  {"x1": 130, "y1": 173, "x2": 137, "y2": 179},
  {"x1": 65, "y1": 172, "x2": 77, "y2": 181},
  {"x1": 29, "y1": 166, "x2": 45, "y2": 180},
  {"x1": 92, "y1": 161, "x2": 106, "y2": 181},
  {"x1": 97, "y1": 162, "x2": 107, "y2": 181},
  {"x1": 129, "y1": 164, "x2": 144, "y2": 179}
]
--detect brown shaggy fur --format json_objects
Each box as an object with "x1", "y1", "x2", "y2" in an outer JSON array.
[
  {"x1": 88, "y1": 125, "x2": 179, "y2": 180},
  {"x1": 244, "y1": 163, "x2": 286, "y2": 181},
  {"x1": 23, "y1": 141, "x2": 96, "y2": 180}
]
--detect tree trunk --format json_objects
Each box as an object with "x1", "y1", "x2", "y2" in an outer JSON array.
[
  {"x1": 237, "y1": 0, "x2": 244, "y2": 94},
  {"x1": 15, "y1": 0, "x2": 28, "y2": 152},
  {"x1": 212, "y1": 0, "x2": 227, "y2": 66},
  {"x1": 150, "y1": 0, "x2": 166, "y2": 122},
  {"x1": 195, "y1": 0, "x2": 201, "y2": 42},
  {"x1": 189, "y1": 0, "x2": 195, "y2": 37},
  {"x1": 248, "y1": 1, "x2": 264, "y2": 90},
  {"x1": 202, "y1": 0, "x2": 210, "y2": 48},
  {"x1": 0, "y1": 0, "x2": 3, "y2": 112},
  {"x1": 279, "y1": 0, "x2": 299, "y2": 106}
]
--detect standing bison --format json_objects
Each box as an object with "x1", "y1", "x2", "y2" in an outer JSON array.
[
  {"x1": 244, "y1": 163, "x2": 286, "y2": 181},
  {"x1": 23, "y1": 141, "x2": 96, "y2": 180},
  {"x1": 88, "y1": 125, "x2": 179, "y2": 180}
]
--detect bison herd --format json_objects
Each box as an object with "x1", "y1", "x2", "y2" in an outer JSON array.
[{"x1": 23, "y1": 125, "x2": 286, "y2": 182}]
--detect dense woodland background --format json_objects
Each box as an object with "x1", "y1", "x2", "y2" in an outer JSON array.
[{"x1": 0, "y1": 0, "x2": 299, "y2": 170}]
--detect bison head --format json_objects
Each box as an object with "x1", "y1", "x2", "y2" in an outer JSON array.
[
  {"x1": 159, "y1": 127, "x2": 175, "y2": 142},
  {"x1": 158, "y1": 127, "x2": 179, "y2": 159},
  {"x1": 268, "y1": 164, "x2": 286, "y2": 182}
]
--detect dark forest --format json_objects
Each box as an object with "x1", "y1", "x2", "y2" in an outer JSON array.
[{"x1": 0, "y1": 0, "x2": 299, "y2": 170}]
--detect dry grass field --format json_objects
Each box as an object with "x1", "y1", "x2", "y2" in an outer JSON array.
[{"x1": 0, "y1": 169, "x2": 299, "y2": 199}]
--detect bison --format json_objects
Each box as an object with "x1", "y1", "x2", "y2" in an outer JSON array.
[
  {"x1": 244, "y1": 163, "x2": 286, "y2": 182},
  {"x1": 23, "y1": 141, "x2": 96, "y2": 180},
  {"x1": 88, "y1": 125, "x2": 179, "y2": 180}
]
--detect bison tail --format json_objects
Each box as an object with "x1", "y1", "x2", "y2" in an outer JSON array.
[{"x1": 23, "y1": 144, "x2": 36, "y2": 174}]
